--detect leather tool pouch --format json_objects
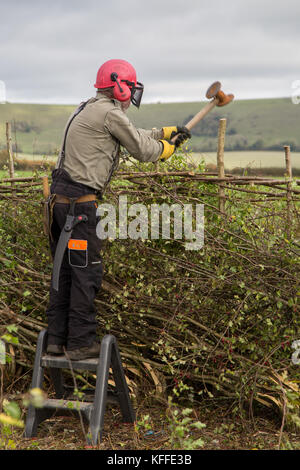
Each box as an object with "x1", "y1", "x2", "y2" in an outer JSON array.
[{"x1": 43, "y1": 194, "x2": 57, "y2": 240}]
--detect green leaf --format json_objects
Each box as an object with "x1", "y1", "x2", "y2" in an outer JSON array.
[
  {"x1": 1, "y1": 334, "x2": 19, "y2": 345},
  {"x1": 193, "y1": 422, "x2": 206, "y2": 430},
  {"x1": 6, "y1": 324, "x2": 18, "y2": 334},
  {"x1": 3, "y1": 401, "x2": 21, "y2": 420}
]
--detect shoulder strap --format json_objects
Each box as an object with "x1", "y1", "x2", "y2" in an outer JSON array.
[{"x1": 57, "y1": 100, "x2": 89, "y2": 169}]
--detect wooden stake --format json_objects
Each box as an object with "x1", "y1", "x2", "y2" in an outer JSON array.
[
  {"x1": 217, "y1": 118, "x2": 226, "y2": 215},
  {"x1": 284, "y1": 145, "x2": 292, "y2": 239},
  {"x1": 6, "y1": 122, "x2": 15, "y2": 179},
  {"x1": 42, "y1": 176, "x2": 50, "y2": 199},
  {"x1": 5, "y1": 122, "x2": 17, "y2": 237},
  {"x1": 6, "y1": 122, "x2": 16, "y2": 202},
  {"x1": 284, "y1": 145, "x2": 292, "y2": 178}
]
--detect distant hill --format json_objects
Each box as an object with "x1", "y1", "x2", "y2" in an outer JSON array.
[
  {"x1": 128, "y1": 97, "x2": 300, "y2": 153},
  {"x1": 0, "y1": 97, "x2": 299, "y2": 155}
]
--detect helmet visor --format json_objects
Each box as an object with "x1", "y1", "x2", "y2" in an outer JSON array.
[
  {"x1": 123, "y1": 80, "x2": 144, "y2": 108},
  {"x1": 131, "y1": 82, "x2": 144, "y2": 108}
]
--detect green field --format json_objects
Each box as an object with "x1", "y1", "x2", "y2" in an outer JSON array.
[
  {"x1": 15, "y1": 150, "x2": 300, "y2": 170},
  {"x1": 15, "y1": 153, "x2": 56, "y2": 162},
  {"x1": 0, "y1": 97, "x2": 299, "y2": 157},
  {"x1": 0, "y1": 169, "x2": 34, "y2": 179},
  {"x1": 0, "y1": 150, "x2": 299, "y2": 181},
  {"x1": 188, "y1": 150, "x2": 300, "y2": 170}
]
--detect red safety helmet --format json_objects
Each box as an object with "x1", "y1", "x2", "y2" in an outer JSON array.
[{"x1": 94, "y1": 59, "x2": 144, "y2": 108}]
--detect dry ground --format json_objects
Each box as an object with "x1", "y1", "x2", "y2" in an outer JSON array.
[{"x1": 2, "y1": 398, "x2": 300, "y2": 451}]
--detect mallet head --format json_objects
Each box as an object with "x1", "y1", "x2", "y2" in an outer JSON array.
[{"x1": 206, "y1": 81, "x2": 234, "y2": 107}]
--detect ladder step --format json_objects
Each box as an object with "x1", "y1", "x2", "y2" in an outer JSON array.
[
  {"x1": 41, "y1": 354, "x2": 99, "y2": 371},
  {"x1": 62, "y1": 388, "x2": 121, "y2": 405},
  {"x1": 43, "y1": 398, "x2": 93, "y2": 413}
]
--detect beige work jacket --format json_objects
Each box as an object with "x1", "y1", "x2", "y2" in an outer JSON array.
[{"x1": 58, "y1": 93, "x2": 163, "y2": 193}]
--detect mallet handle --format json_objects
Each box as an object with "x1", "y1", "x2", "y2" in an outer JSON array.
[
  {"x1": 171, "y1": 98, "x2": 218, "y2": 143},
  {"x1": 185, "y1": 98, "x2": 218, "y2": 131}
]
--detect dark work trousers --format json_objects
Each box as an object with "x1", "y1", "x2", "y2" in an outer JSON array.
[{"x1": 46, "y1": 201, "x2": 103, "y2": 350}]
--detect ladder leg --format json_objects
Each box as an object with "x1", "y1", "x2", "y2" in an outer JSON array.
[
  {"x1": 111, "y1": 339, "x2": 135, "y2": 423},
  {"x1": 88, "y1": 335, "x2": 113, "y2": 445},
  {"x1": 24, "y1": 329, "x2": 47, "y2": 437},
  {"x1": 24, "y1": 331, "x2": 135, "y2": 443},
  {"x1": 49, "y1": 368, "x2": 65, "y2": 398}
]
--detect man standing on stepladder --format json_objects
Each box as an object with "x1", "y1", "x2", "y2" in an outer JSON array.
[{"x1": 45, "y1": 59, "x2": 191, "y2": 360}]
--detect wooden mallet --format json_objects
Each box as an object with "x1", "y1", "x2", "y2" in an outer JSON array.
[{"x1": 172, "y1": 81, "x2": 234, "y2": 142}]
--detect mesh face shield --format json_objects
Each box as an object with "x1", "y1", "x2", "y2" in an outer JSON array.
[
  {"x1": 123, "y1": 80, "x2": 144, "y2": 108},
  {"x1": 130, "y1": 82, "x2": 144, "y2": 108}
]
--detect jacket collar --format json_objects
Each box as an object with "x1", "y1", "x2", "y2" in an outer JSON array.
[{"x1": 95, "y1": 91, "x2": 122, "y2": 109}]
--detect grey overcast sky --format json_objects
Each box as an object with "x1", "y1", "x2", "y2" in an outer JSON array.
[{"x1": 0, "y1": 0, "x2": 299, "y2": 104}]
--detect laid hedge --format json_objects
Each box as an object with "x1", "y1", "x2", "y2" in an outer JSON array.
[{"x1": 0, "y1": 155, "x2": 299, "y2": 426}]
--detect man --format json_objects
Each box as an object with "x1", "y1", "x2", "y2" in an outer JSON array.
[{"x1": 45, "y1": 59, "x2": 191, "y2": 360}]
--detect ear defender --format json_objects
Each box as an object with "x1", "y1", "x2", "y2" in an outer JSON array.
[{"x1": 110, "y1": 72, "x2": 131, "y2": 102}]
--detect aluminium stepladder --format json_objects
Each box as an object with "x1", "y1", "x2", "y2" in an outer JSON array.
[{"x1": 24, "y1": 329, "x2": 135, "y2": 445}]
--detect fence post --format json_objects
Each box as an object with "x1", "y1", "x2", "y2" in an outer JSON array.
[
  {"x1": 284, "y1": 145, "x2": 292, "y2": 240},
  {"x1": 42, "y1": 175, "x2": 50, "y2": 199},
  {"x1": 6, "y1": 122, "x2": 17, "y2": 241},
  {"x1": 217, "y1": 118, "x2": 226, "y2": 215},
  {"x1": 6, "y1": 122, "x2": 15, "y2": 179},
  {"x1": 6, "y1": 122, "x2": 16, "y2": 201}
]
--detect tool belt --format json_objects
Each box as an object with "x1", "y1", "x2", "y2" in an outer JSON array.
[
  {"x1": 43, "y1": 193, "x2": 96, "y2": 241},
  {"x1": 55, "y1": 194, "x2": 96, "y2": 204}
]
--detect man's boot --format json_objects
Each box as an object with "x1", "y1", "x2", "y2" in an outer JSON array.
[
  {"x1": 47, "y1": 344, "x2": 64, "y2": 355},
  {"x1": 65, "y1": 342, "x2": 101, "y2": 361}
]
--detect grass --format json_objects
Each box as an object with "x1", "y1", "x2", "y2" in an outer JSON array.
[
  {"x1": 0, "y1": 170, "x2": 34, "y2": 179},
  {"x1": 1, "y1": 148, "x2": 299, "y2": 181},
  {"x1": 14, "y1": 153, "x2": 56, "y2": 162},
  {"x1": 13, "y1": 150, "x2": 300, "y2": 170},
  {"x1": 188, "y1": 150, "x2": 300, "y2": 170}
]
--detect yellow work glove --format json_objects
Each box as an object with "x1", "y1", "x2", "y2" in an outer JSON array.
[
  {"x1": 159, "y1": 140, "x2": 176, "y2": 161},
  {"x1": 162, "y1": 126, "x2": 178, "y2": 140},
  {"x1": 162, "y1": 126, "x2": 192, "y2": 144}
]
